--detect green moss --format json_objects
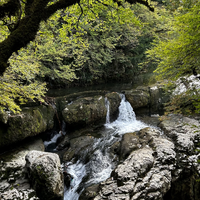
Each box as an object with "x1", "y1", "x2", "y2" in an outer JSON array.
[{"x1": 0, "y1": 105, "x2": 55, "y2": 149}]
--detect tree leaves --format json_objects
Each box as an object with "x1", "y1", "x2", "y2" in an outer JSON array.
[
  {"x1": 147, "y1": 2, "x2": 200, "y2": 80},
  {"x1": 0, "y1": 50, "x2": 46, "y2": 114},
  {"x1": 145, "y1": 2, "x2": 200, "y2": 114}
]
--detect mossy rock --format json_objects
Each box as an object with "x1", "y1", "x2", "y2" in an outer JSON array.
[
  {"x1": 125, "y1": 89, "x2": 150, "y2": 109},
  {"x1": 62, "y1": 95, "x2": 107, "y2": 129},
  {"x1": 0, "y1": 105, "x2": 55, "y2": 149}
]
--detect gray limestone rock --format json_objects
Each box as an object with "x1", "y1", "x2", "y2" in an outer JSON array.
[
  {"x1": 25, "y1": 150, "x2": 64, "y2": 200},
  {"x1": 94, "y1": 116, "x2": 200, "y2": 200},
  {"x1": 0, "y1": 138, "x2": 44, "y2": 200},
  {"x1": 62, "y1": 93, "x2": 121, "y2": 129},
  {"x1": 125, "y1": 82, "x2": 169, "y2": 116}
]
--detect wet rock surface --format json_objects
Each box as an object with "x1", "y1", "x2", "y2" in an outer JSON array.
[
  {"x1": 1, "y1": 85, "x2": 200, "y2": 200},
  {"x1": 0, "y1": 138, "x2": 44, "y2": 200},
  {"x1": 0, "y1": 83, "x2": 167, "y2": 151},
  {"x1": 125, "y1": 82, "x2": 169, "y2": 116},
  {"x1": 119, "y1": 128, "x2": 159, "y2": 161},
  {"x1": 79, "y1": 184, "x2": 100, "y2": 200},
  {"x1": 63, "y1": 135, "x2": 95, "y2": 162},
  {"x1": 62, "y1": 92, "x2": 121, "y2": 129},
  {"x1": 93, "y1": 115, "x2": 200, "y2": 200}
]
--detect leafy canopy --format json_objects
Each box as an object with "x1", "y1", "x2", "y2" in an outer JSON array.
[
  {"x1": 0, "y1": 0, "x2": 145, "y2": 113},
  {"x1": 0, "y1": 50, "x2": 46, "y2": 114},
  {"x1": 0, "y1": 0, "x2": 154, "y2": 75},
  {"x1": 15, "y1": 0, "x2": 143, "y2": 87},
  {"x1": 148, "y1": 2, "x2": 200, "y2": 80},
  {"x1": 145, "y1": 1, "x2": 200, "y2": 114}
]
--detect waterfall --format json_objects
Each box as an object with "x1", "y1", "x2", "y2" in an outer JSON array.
[
  {"x1": 64, "y1": 94, "x2": 149, "y2": 199},
  {"x1": 117, "y1": 94, "x2": 136, "y2": 122},
  {"x1": 44, "y1": 120, "x2": 66, "y2": 151},
  {"x1": 105, "y1": 94, "x2": 148, "y2": 134},
  {"x1": 64, "y1": 161, "x2": 86, "y2": 200},
  {"x1": 105, "y1": 97, "x2": 110, "y2": 124}
]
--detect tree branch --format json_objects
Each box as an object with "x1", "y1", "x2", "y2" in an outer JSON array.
[
  {"x1": 0, "y1": 0, "x2": 20, "y2": 19},
  {"x1": 0, "y1": 0, "x2": 153, "y2": 76},
  {"x1": 77, "y1": 2, "x2": 84, "y2": 28}
]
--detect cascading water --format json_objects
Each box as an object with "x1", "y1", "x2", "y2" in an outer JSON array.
[
  {"x1": 44, "y1": 121, "x2": 66, "y2": 151},
  {"x1": 105, "y1": 94, "x2": 148, "y2": 134},
  {"x1": 105, "y1": 97, "x2": 110, "y2": 124},
  {"x1": 63, "y1": 161, "x2": 86, "y2": 200},
  {"x1": 63, "y1": 94, "x2": 150, "y2": 199}
]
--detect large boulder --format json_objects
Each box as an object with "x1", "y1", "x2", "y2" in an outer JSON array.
[
  {"x1": 149, "y1": 83, "x2": 169, "y2": 115},
  {"x1": 0, "y1": 105, "x2": 55, "y2": 150},
  {"x1": 62, "y1": 93, "x2": 121, "y2": 129},
  {"x1": 54, "y1": 90, "x2": 109, "y2": 112},
  {"x1": 94, "y1": 115, "x2": 200, "y2": 200},
  {"x1": 62, "y1": 95, "x2": 107, "y2": 128},
  {"x1": 105, "y1": 92, "x2": 121, "y2": 122},
  {"x1": 119, "y1": 128, "x2": 159, "y2": 161},
  {"x1": 0, "y1": 138, "x2": 44, "y2": 200},
  {"x1": 125, "y1": 87, "x2": 150, "y2": 110},
  {"x1": 125, "y1": 82, "x2": 169, "y2": 116},
  {"x1": 63, "y1": 135, "x2": 95, "y2": 162},
  {"x1": 25, "y1": 150, "x2": 64, "y2": 200}
]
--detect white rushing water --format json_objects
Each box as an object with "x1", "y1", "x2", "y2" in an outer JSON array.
[
  {"x1": 64, "y1": 94, "x2": 149, "y2": 200},
  {"x1": 44, "y1": 131, "x2": 62, "y2": 148},
  {"x1": 105, "y1": 94, "x2": 148, "y2": 134},
  {"x1": 64, "y1": 161, "x2": 86, "y2": 200},
  {"x1": 44, "y1": 121, "x2": 66, "y2": 151},
  {"x1": 105, "y1": 97, "x2": 110, "y2": 124}
]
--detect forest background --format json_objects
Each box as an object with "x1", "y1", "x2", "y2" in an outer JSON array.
[{"x1": 0, "y1": 0, "x2": 199, "y2": 115}]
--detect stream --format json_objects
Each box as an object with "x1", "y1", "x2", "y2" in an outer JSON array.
[{"x1": 44, "y1": 94, "x2": 161, "y2": 200}]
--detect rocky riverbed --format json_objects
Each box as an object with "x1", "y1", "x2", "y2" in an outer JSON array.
[
  {"x1": 1, "y1": 83, "x2": 200, "y2": 200},
  {"x1": 92, "y1": 115, "x2": 200, "y2": 200}
]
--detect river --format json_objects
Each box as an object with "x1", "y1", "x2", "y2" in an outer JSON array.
[{"x1": 44, "y1": 94, "x2": 161, "y2": 200}]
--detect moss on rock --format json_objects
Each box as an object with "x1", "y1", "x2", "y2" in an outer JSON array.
[{"x1": 0, "y1": 105, "x2": 55, "y2": 149}]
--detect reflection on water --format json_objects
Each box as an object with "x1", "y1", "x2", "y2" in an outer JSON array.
[{"x1": 47, "y1": 82, "x2": 134, "y2": 97}]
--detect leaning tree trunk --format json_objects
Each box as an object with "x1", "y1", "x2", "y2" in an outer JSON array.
[
  {"x1": 0, "y1": 0, "x2": 153, "y2": 76},
  {"x1": 0, "y1": 0, "x2": 80, "y2": 76}
]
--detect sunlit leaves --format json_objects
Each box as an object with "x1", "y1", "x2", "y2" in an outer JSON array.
[
  {"x1": 145, "y1": 2, "x2": 200, "y2": 114},
  {"x1": 35, "y1": 0, "x2": 142, "y2": 84},
  {"x1": 0, "y1": 49, "x2": 46, "y2": 114},
  {"x1": 146, "y1": 2, "x2": 200, "y2": 80}
]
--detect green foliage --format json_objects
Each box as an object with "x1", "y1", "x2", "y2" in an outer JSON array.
[
  {"x1": 0, "y1": 50, "x2": 46, "y2": 114},
  {"x1": 0, "y1": 0, "x2": 173, "y2": 113},
  {"x1": 58, "y1": 0, "x2": 142, "y2": 84},
  {"x1": 144, "y1": 2, "x2": 200, "y2": 115},
  {"x1": 34, "y1": 0, "x2": 171, "y2": 86},
  {"x1": 0, "y1": 0, "x2": 141, "y2": 112},
  {"x1": 136, "y1": 2, "x2": 173, "y2": 74},
  {"x1": 0, "y1": 20, "x2": 47, "y2": 114},
  {"x1": 147, "y1": 2, "x2": 200, "y2": 80},
  {"x1": 164, "y1": 89, "x2": 197, "y2": 115},
  {"x1": 22, "y1": 0, "x2": 144, "y2": 86},
  {"x1": 163, "y1": 0, "x2": 199, "y2": 12}
]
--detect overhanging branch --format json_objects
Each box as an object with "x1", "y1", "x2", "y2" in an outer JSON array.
[{"x1": 0, "y1": 0, "x2": 154, "y2": 76}]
